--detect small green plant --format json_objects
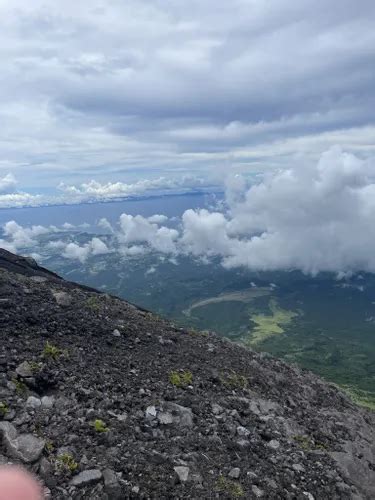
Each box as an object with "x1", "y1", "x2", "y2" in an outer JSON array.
[
  {"x1": 45, "y1": 440, "x2": 55, "y2": 453},
  {"x1": 93, "y1": 419, "x2": 108, "y2": 433},
  {"x1": 14, "y1": 379, "x2": 27, "y2": 395},
  {"x1": 216, "y1": 476, "x2": 244, "y2": 498},
  {"x1": 56, "y1": 453, "x2": 78, "y2": 472},
  {"x1": 169, "y1": 370, "x2": 193, "y2": 387},
  {"x1": 86, "y1": 296, "x2": 100, "y2": 311},
  {"x1": 43, "y1": 341, "x2": 62, "y2": 360},
  {"x1": 293, "y1": 435, "x2": 328, "y2": 451},
  {"x1": 29, "y1": 361, "x2": 42, "y2": 373},
  {"x1": 220, "y1": 370, "x2": 248, "y2": 390},
  {"x1": 0, "y1": 402, "x2": 8, "y2": 417}
]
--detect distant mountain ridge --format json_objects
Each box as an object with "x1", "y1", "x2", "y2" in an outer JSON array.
[{"x1": 0, "y1": 248, "x2": 374, "y2": 499}]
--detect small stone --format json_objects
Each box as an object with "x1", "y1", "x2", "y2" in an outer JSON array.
[
  {"x1": 265, "y1": 478, "x2": 277, "y2": 489},
  {"x1": 0, "y1": 422, "x2": 45, "y2": 463},
  {"x1": 26, "y1": 396, "x2": 42, "y2": 409},
  {"x1": 145, "y1": 406, "x2": 157, "y2": 419},
  {"x1": 174, "y1": 466, "x2": 190, "y2": 482},
  {"x1": 103, "y1": 468, "x2": 121, "y2": 499},
  {"x1": 292, "y1": 463, "x2": 305, "y2": 473},
  {"x1": 132, "y1": 486, "x2": 140, "y2": 494},
  {"x1": 303, "y1": 493, "x2": 315, "y2": 500},
  {"x1": 41, "y1": 396, "x2": 55, "y2": 409},
  {"x1": 112, "y1": 329, "x2": 121, "y2": 337},
  {"x1": 267, "y1": 439, "x2": 280, "y2": 450},
  {"x1": 252, "y1": 485, "x2": 264, "y2": 498},
  {"x1": 39, "y1": 457, "x2": 56, "y2": 488},
  {"x1": 16, "y1": 361, "x2": 33, "y2": 378},
  {"x1": 237, "y1": 426, "x2": 250, "y2": 437},
  {"x1": 211, "y1": 403, "x2": 223, "y2": 415},
  {"x1": 159, "y1": 403, "x2": 193, "y2": 428},
  {"x1": 158, "y1": 412, "x2": 174, "y2": 425},
  {"x1": 52, "y1": 291, "x2": 72, "y2": 307},
  {"x1": 228, "y1": 467, "x2": 240, "y2": 479},
  {"x1": 236, "y1": 439, "x2": 251, "y2": 449},
  {"x1": 70, "y1": 469, "x2": 103, "y2": 487}
]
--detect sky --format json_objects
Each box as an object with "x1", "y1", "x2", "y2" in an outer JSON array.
[
  {"x1": 1, "y1": 1, "x2": 375, "y2": 275},
  {"x1": 0, "y1": 0, "x2": 375, "y2": 208}
]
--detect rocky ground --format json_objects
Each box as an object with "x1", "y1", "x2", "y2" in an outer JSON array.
[{"x1": 0, "y1": 249, "x2": 374, "y2": 499}]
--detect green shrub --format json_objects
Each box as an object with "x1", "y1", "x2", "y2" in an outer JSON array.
[
  {"x1": 56, "y1": 453, "x2": 78, "y2": 472},
  {"x1": 293, "y1": 434, "x2": 328, "y2": 451},
  {"x1": 14, "y1": 379, "x2": 27, "y2": 395},
  {"x1": 169, "y1": 370, "x2": 193, "y2": 387},
  {"x1": 43, "y1": 341, "x2": 62, "y2": 360},
  {"x1": 0, "y1": 402, "x2": 8, "y2": 417},
  {"x1": 216, "y1": 476, "x2": 244, "y2": 498},
  {"x1": 45, "y1": 440, "x2": 55, "y2": 453},
  {"x1": 29, "y1": 361, "x2": 42, "y2": 372},
  {"x1": 86, "y1": 296, "x2": 100, "y2": 311},
  {"x1": 93, "y1": 419, "x2": 108, "y2": 433},
  {"x1": 220, "y1": 370, "x2": 248, "y2": 389}
]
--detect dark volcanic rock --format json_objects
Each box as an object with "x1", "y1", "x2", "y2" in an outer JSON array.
[{"x1": 0, "y1": 248, "x2": 374, "y2": 499}]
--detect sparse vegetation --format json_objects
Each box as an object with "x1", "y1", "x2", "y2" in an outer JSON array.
[
  {"x1": 220, "y1": 370, "x2": 248, "y2": 389},
  {"x1": 93, "y1": 419, "x2": 109, "y2": 433},
  {"x1": 0, "y1": 402, "x2": 8, "y2": 417},
  {"x1": 56, "y1": 453, "x2": 78, "y2": 472},
  {"x1": 43, "y1": 341, "x2": 62, "y2": 360},
  {"x1": 86, "y1": 296, "x2": 101, "y2": 311},
  {"x1": 169, "y1": 370, "x2": 193, "y2": 387},
  {"x1": 14, "y1": 379, "x2": 27, "y2": 395},
  {"x1": 29, "y1": 360, "x2": 42, "y2": 372},
  {"x1": 45, "y1": 440, "x2": 55, "y2": 453},
  {"x1": 293, "y1": 435, "x2": 328, "y2": 451},
  {"x1": 216, "y1": 476, "x2": 244, "y2": 498}
]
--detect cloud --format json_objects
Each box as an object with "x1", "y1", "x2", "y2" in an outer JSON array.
[
  {"x1": 58, "y1": 176, "x2": 214, "y2": 204},
  {"x1": 179, "y1": 147, "x2": 375, "y2": 274},
  {"x1": 147, "y1": 214, "x2": 168, "y2": 224},
  {"x1": 0, "y1": 192, "x2": 44, "y2": 209},
  {"x1": 0, "y1": 1, "x2": 374, "y2": 190},
  {"x1": 2, "y1": 221, "x2": 50, "y2": 249},
  {"x1": 0, "y1": 175, "x2": 215, "y2": 209},
  {"x1": 118, "y1": 214, "x2": 178, "y2": 254},
  {"x1": 62, "y1": 237, "x2": 109, "y2": 263},
  {"x1": 97, "y1": 218, "x2": 114, "y2": 233},
  {"x1": 0, "y1": 174, "x2": 17, "y2": 194},
  {"x1": 2, "y1": 147, "x2": 375, "y2": 275},
  {"x1": 90, "y1": 237, "x2": 110, "y2": 256}
]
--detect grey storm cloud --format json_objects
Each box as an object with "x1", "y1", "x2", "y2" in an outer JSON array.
[{"x1": 0, "y1": 0, "x2": 375, "y2": 191}]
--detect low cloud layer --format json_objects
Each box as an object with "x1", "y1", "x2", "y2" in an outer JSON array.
[
  {"x1": 180, "y1": 148, "x2": 375, "y2": 273},
  {"x1": 62, "y1": 238, "x2": 110, "y2": 263},
  {"x1": 0, "y1": 175, "x2": 214, "y2": 208},
  {"x1": 2, "y1": 149, "x2": 375, "y2": 274}
]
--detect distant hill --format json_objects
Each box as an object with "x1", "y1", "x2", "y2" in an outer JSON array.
[{"x1": 0, "y1": 248, "x2": 374, "y2": 499}]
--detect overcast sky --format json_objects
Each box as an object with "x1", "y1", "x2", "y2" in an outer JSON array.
[{"x1": 1, "y1": 0, "x2": 375, "y2": 202}]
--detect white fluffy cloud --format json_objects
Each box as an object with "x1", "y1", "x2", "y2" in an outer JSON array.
[
  {"x1": 0, "y1": 176, "x2": 214, "y2": 209},
  {"x1": 2, "y1": 148, "x2": 375, "y2": 275},
  {"x1": 179, "y1": 147, "x2": 375, "y2": 274},
  {"x1": 118, "y1": 214, "x2": 178, "y2": 254},
  {"x1": 58, "y1": 176, "x2": 213, "y2": 204},
  {"x1": 147, "y1": 214, "x2": 168, "y2": 224},
  {"x1": 0, "y1": 174, "x2": 17, "y2": 194},
  {"x1": 2, "y1": 221, "x2": 50, "y2": 249},
  {"x1": 62, "y1": 237, "x2": 109, "y2": 263}
]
